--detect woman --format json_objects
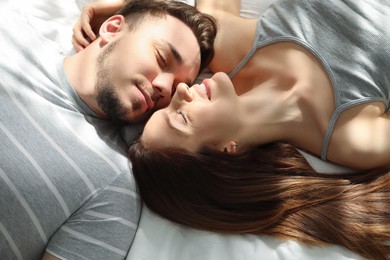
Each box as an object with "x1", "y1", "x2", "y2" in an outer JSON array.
[
  {"x1": 128, "y1": 72, "x2": 390, "y2": 259},
  {"x1": 75, "y1": 0, "x2": 389, "y2": 170},
  {"x1": 75, "y1": 0, "x2": 390, "y2": 259}
]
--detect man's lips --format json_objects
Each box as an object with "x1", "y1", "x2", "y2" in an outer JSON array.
[{"x1": 137, "y1": 85, "x2": 154, "y2": 110}]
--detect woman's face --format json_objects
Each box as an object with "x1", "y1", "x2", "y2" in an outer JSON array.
[{"x1": 141, "y1": 72, "x2": 241, "y2": 152}]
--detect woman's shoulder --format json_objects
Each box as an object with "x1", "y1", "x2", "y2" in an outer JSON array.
[
  {"x1": 326, "y1": 102, "x2": 390, "y2": 170},
  {"x1": 207, "y1": 11, "x2": 258, "y2": 74}
]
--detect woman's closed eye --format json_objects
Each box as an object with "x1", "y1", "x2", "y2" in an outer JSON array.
[
  {"x1": 178, "y1": 110, "x2": 188, "y2": 124},
  {"x1": 164, "y1": 110, "x2": 192, "y2": 136}
]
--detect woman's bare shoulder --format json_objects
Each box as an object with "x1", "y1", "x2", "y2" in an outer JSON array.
[{"x1": 327, "y1": 102, "x2": 390, "y2": 170}]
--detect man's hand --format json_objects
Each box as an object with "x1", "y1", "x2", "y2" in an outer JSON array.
[{"x1": 72, "y1": 0, "x2": 125, "y2": 52}]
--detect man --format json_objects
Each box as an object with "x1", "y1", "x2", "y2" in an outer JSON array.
[
  {"x1": 0, "y1": 0, "x2": 216, "y2": 259},
  {"x1": 67, "y1": 0, "x2": 216, "y2": 124}
]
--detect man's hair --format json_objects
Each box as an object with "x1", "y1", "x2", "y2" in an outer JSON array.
[{"x1": 118, "y1": 0, "x2": 217, "y2": 73}]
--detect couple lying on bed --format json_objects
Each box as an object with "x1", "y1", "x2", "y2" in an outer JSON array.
[{"x1": 76, "y1": 0, "x2": 390, "y2": 259}]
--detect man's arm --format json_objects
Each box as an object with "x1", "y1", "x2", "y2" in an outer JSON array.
[
  {"x1": 196, "y1": 0, "x2": 240, "y2": 16},
  {"x1": 72, "y1": 0, "x2": 125, "y2": 51},
  {"x1": 196, "y1": 0, "x2": 258, "y2": 74}
]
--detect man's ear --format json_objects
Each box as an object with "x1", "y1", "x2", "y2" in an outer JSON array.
[
  {"x1": 99, "y1": 15, "x2": 126, "y2": 44},
  {"x1": 223, "y1": 141, "x2": 238, "y2": 154}
]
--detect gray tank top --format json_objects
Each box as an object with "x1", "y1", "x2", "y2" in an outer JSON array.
[{"x1": 229, "y1": 0, "x2": 390, "y2": 160}]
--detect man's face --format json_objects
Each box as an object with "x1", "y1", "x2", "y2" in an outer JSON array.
[{"x1": 96, "y1": 15, "x2": 201, "y2": 124}]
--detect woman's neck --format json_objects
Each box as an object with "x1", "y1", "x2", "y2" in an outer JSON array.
[
  {"x1": 235, "y1": 79, "x2": 305, "y2": 150},
  {"x1": 230, "y1": 40, "x2": 337, "y2": 155}
]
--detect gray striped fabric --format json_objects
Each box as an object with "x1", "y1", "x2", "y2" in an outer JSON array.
[{"x1": 0, "y1": 7, "x2": 141, "y2": 260}]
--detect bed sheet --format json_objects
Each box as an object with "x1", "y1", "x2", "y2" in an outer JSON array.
[{"x1": 5, "y1": 0, "x2": 362, "y2": 259}]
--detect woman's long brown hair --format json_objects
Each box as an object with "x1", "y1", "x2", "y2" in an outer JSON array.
[{"x1": 128, "y1": 141, "x2": 390, "y2": 260}]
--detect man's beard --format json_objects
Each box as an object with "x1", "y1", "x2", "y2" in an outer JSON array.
[{"x1": 95, "y1": 40, "x2": 130, "y2": 125}]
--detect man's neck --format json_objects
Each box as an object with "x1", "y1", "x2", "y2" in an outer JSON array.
[{"x1": 63, "y1": 44, "x2": 103, "y2": 117}]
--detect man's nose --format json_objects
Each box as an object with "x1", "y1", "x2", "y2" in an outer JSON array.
[{"x1": 152, "y1": 73, "x2": 176, "y2": 108}]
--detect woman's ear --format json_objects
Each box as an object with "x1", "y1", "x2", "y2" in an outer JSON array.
[
  {"x1": 223, "y1": 141, "x2": 238, "y2": 154},
  {"x1": 99, "y1": 15, "x2": 126, "y2": 44}
]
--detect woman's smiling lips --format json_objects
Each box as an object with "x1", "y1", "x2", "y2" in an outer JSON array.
[{"x1": 200, "y1": 80, "x2": 211, "y2": 100}]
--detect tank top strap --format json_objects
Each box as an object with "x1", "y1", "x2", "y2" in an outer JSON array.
[{"x1": 228, "y1": 20, "x2": 262, "y2": 78}]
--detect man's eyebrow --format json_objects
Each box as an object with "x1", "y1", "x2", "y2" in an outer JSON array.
[{"x1": 162, "y1": 40, "x2": 193, "y2": 85}]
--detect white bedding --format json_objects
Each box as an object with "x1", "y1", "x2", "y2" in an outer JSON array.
[{"x1": 5, "y1": 0, "x2": 362, "y2": 259}]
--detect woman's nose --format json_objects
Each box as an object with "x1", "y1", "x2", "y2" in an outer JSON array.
[{"x1": 175, "y1": 83, "x2": 193, "y2": 102}]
